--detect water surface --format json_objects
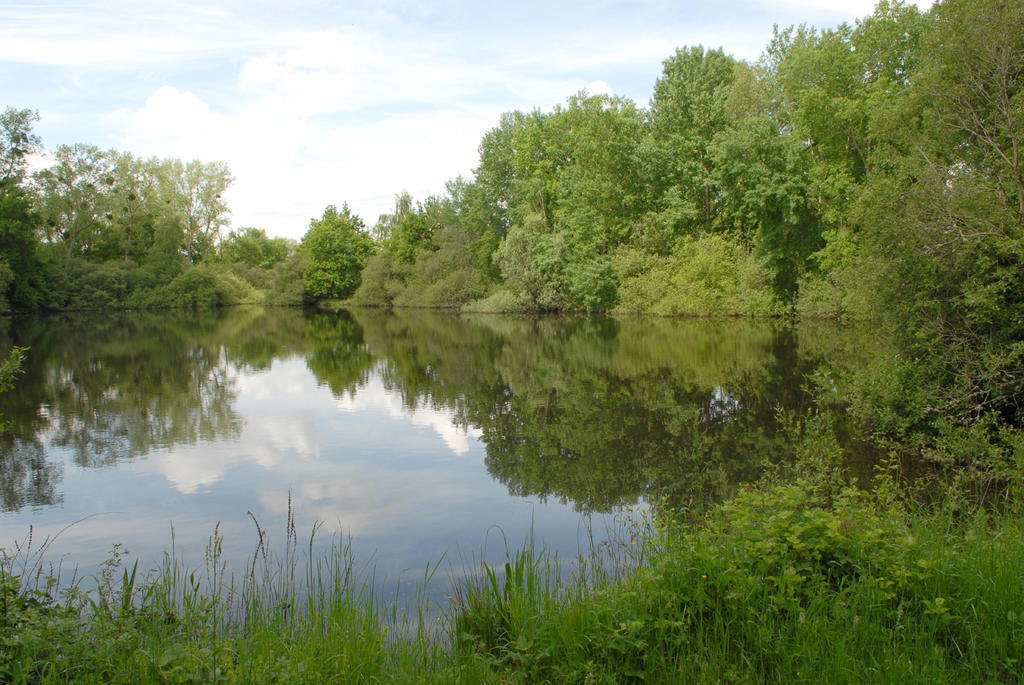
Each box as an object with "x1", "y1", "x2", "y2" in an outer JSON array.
[{"x1": 0, "y1": 307, "x2": 878, "y2": 596}]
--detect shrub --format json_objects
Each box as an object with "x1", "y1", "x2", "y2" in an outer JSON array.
[
  {"x1": 463, "y1": 288, "x2": 530, "y2": 313},
  {"x1": 350, "y1": 254, "x2": 407, "y2": 307},
  {"x1": 614, "y1": 233, "x2": 782, "y2": 316}
]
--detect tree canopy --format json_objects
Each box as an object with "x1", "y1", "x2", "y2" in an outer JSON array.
[{"x1": 301, "y1": 203, "x2": 372, "y2": 300}]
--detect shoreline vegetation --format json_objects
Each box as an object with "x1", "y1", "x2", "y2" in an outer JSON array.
[
  {"x1": 2, "y1": 428, "x2": 1022, "y2": 683},
  {"x1": 2, "y1": 0, "x2": 1023, "y2": 680}
]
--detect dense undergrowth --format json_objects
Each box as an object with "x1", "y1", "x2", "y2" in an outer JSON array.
[
  {"x1": 454, "y1": 463, "x2": 1024, "y2": 683},
  {"x1": 2, "y1": 413, "x2": 1022, "y2": 684}
]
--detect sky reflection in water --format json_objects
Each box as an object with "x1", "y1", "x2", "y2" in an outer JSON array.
[{"x1": 0, "y1": 307, "x2": 879, "y2": 598}]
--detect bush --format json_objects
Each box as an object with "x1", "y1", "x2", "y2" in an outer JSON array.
[
  {"x1": 614, "y1": 234, "x2": 782, "y2": 316},
  {"x1": 131, "y1": 265, "x2": 260, "y2": 310},
  {"x1": 49, "y1": 260, "x2": 135, "y2": 310},
  {"x1": 393, "y1": 231, "x2": 496, "y2": 309},
  {"x1": 263, "y1": 255, "x2": 309, "y2": 306},
  {"x1": 463, "y1": 288, "x2": 530, "y2": 313},
  {"x1": 492, "y1": 226, "x2": 619, "y2": 312},
  {"x1": 454, "y1": 464, "x2": 1024, "y2": 683},
  {"x1": 350, "y1": 254, "x2": 407, "y2": 307}
]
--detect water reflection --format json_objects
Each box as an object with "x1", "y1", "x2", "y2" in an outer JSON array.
[
  {"x1": 0, "y1": 307, "x2": 881, "y2": 519},
  {"x1": 0, "y1": 434, "x2": 61, "y2": 510},
  {"x1": 348, "y1": 311, "x2": 821, "y2": 512}
]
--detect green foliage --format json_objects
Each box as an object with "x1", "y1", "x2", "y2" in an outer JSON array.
[
  {"x1": 3, "y1": 471, "x2": 1022, "y2": 683},
  {"x1": 0, "y1": 524, "x2": 453, "y2": 684},
  {"x1": 454, "y1": 458, "x2": 1024, "y2": 683},
  {"x1": 0, "y1": 107, "x2": 42, "y2": 186},
  {"x1": 219, "y1": 227, "x2": 292, "y2": 269},
  {"x1": 355, "y1": 183, "x2": 504, "y2": 309},
  {"x1": 0, "y1": 344, "x2": 26, "y2": 431},
  {"x1": 349, "y1": 253, "x2": 405, "y2": 307},
  {"x1": 492, "y1": 225, "x2": 618, "y2": 312},
  {"x1": 795, "y1": 226, "x2": 875, "y2": 320},
  {"x1": 261, "y1": 254, "x2": 309, "y2": 306},
  {"x1": 32, "y1": 258, "x2": 261, "y2": 311},
  {"x1": 647, "y1": 46, "x2": 738, "y2": 235},
  {"x1": 0, "y1": 182, "x2": 45, "y2": 311},
  {"x1": 461, "y1": 288, "x2": 529, "y2": 313},
  {"x1": 132, "y1": 265, "x2": 260, "y2": 310},
  {"x1": 0, "y1": 113, "x2": 267, "y2": 312},
  {"x1": 156, "y1": 158, "x2": 234, "y2": 264},
  {"x1": 336, "y1": 309, "x2": 842, "y2": 513},
  {"x1": 301, "y1": 203, "x2": 372, "y2": 301},
  {"x1": 2, "y1": 306, "x2": 1024, "y2": 682},
  {"x1": 846, "y1": 0, "x2": 1024, "y2": 452},
  {"x1": 615, "y1": 233, "x2": 782, "y2": 315},
  {"x1": 712, "y1": 117, "x2": 820, "y2": 298}
]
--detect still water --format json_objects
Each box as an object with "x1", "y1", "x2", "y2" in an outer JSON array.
[{"x1": 0, "y1": 307, "x2": 878, "y2": 598}]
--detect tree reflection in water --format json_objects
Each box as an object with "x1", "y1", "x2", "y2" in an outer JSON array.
[{"x1": 0, "y1": 306, "x2": 880, "y2": 514}]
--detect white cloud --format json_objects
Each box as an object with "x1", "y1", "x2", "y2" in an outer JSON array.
[
  {"x1": 766, "y1": 0, "x2": 935, "y2": 16},
  {"x1": 112, "y1": 87, "x2": 231, "y2": 159},
  {"x1": 0, "y1": 35, "x2": 223, "y2": 67},
  {"x1": 257, "y1": 471, "x2": 389, "y2": 536},
  {"x1": 0, "y1": 2, "x2": 259, "y2": 68},
  {"x1": 108, "y1": 67, "x2": 501, "y2": 238}
]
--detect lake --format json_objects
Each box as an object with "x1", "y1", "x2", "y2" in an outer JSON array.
[{"x1": 0, "y1": 307, "x2": 879, "y2": 601}]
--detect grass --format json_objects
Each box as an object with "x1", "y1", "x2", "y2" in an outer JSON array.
[
  {"x1": 2, "y1": 453, "x2": 1023, "y2": 683},
  {"x1": 453, "y1": 478, "x2": 1024, "y2": 683}
]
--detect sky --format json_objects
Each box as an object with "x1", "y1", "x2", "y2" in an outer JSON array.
[{"x1": 0, "y1": 0, "x2": 934, "y2": 241}]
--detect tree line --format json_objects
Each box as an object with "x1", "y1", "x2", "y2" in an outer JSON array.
[{"x1": 0, "y1": 102, "x2": 382, "y2": 312}]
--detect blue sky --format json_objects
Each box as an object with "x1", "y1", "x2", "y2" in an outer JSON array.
[{"x1": 1, "y1": 0, "x2": 932, "y2": 240}]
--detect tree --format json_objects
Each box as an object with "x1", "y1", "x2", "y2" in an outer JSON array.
[
  {"x1": 372, "y1": 191, "x2": 415, "y2": 243},
  {"x1": 107, "y1": 152, "x2": 156, "y2": 261},
  {"x1": 301, "y1": 203, "x2": 373, "y2": 300},
  {"x1": 0, "y1": 107, "x2": 42, "y2": 186},
  {"x1": 0, "y1": 181, "x2": 45, "y2": 310},
  {"x1": 220, "y1": 227, "x2": 292, "y2": 268},
  {"x1": 854, "y1": 0, "x2": 1024, "y2": 440},
  {"x1": 549, "y1": 93, "x2": 645, "y2": 253},
  {"x1": 0, "y1": 109, "x2": 45, "y2": 310},
  {"x1": 156, "y1": 159, "x2": 233, "y2": 263},
  {"x1": 33, "y1": 144, "x2": 114, "y2": 262},
  {"x1": 376, "y1": 191, "x2": 434, "y2": 263},
  {"x1": 648, "y1": 46, "x2": 738, "y2": 235},
  {"x1": 712, "y1": 117, "x2": 818, "y2": 298}
]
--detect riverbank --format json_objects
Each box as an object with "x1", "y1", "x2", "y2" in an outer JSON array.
[{"x1": 3, "y1": 430, "x2": 1021, "y2": 684}]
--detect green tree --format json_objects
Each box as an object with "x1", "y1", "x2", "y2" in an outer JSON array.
[
  {"x1": 475, "y1": 94, "x2": 645, "y2": 310},
  {"x1": 856, "y1": 0, "x2": 1024, "y2": 434},
  {"x1": 0, "y1": 107, "x2": 42, "y2": 186},
  {"x1": 302, "y1": 203, "x2": 372, "y2": 300},
  {"x1": 0, "y1": 107, "x2": 46, "y2": 310},
  {"x1": 712, "y1": 116, "x2": 818, "y2": 298},
  {"x1": 156, "y1": 158, "x2": 233, "y2": 264},
  {"x1": 647, "y1": 46, "x2": 738, "y2": 236},
  {"x1": 220, "y1": 227, "x2": 292, "y2": 268},
  {"x1": 372, "y1": 191, "x2": 414, "y2": 243},
  {"x1": 550, "y1": 94, "x2": 645, "y2": 253},
  {"x1": 767, "y1": 4, "x2": 923, "y2": 310},
  {"x1": 33, "y1": 144, "x2": 114, "y2": 262},
  {"x1": 0, "y1": 182, "x2": 45, "y2": 310},
  {"x1": 106, "y1": 152, "x2": 157, "y2": 261}
]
